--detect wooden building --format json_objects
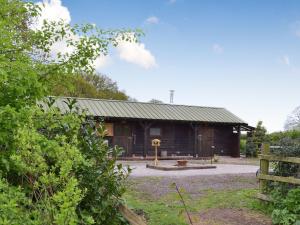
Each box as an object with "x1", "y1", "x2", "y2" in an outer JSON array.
[{"x1": 54, "y1": 97, "x2": 253, "y2": 158}]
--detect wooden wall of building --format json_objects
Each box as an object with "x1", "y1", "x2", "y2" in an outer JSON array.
[{"x1": 104, "y1": 119, "x2": 241, "y2": 158}]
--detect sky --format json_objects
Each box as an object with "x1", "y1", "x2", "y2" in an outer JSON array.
[{"x1": 35, "y1": 0, "x2": 300, "y2": 132}]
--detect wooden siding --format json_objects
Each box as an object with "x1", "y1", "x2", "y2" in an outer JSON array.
[{"x1": 104, "y1": 119, "x2": 241, "y2": 158}]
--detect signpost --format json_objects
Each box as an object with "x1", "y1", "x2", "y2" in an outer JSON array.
[{"x1": 151, "y1": 139, "x2": 161, "y2": 166}]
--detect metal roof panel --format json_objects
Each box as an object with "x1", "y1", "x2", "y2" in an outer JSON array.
[{"x1": 52, "y1": 97, "x2": 247, "y2": 124}]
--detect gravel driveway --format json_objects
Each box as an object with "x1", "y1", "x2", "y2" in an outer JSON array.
[{"x1": 120, "y1": 161, "x2": 259, "y2": 177}]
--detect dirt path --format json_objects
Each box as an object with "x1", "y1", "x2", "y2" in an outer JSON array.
[{"x1": 191, "y1": 208, "x2": 272, "y2": 225}]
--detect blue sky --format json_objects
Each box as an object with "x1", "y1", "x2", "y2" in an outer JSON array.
[{"x1": 38, "y1": 0, "x2": 300, "y2": 132}]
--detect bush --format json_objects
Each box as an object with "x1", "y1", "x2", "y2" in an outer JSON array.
[
  {"x1": 270, "y1": 187, "x2": 300, "y2": 225},
  {"x1": 267, "y1": 130, "x2": 300, "y2": 145},
  {"x1": 264, "y1": 137, "x2": 300, "y2": 225},
  {"x1": 0, "y1": 0, "x2": 137, "y2": 223},
  {"x1": 246, "y1": 136, "x2": 257, "y2": 157},
  {"x1": 0, "y1": 101, "x2": 129, "y2": 224},
  {"x1": 0, "y1": 178, "x2": 36, "y2": 225}
]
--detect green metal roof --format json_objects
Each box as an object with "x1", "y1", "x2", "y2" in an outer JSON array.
[{"x1": 52, "y1": 97, "x2": 247, "y2": 124}]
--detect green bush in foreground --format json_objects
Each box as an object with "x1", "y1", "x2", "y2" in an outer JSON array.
[
  {"x1": 0, "y1": 0, "x2": 138, "y2": 224},
  {"x1": 270, "y1": 187, "x2": 300, "y2": 225}
]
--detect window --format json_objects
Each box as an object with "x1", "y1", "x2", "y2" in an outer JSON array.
[{"x1": 150, "y1": 128, "x2": 161, "y2": 136}]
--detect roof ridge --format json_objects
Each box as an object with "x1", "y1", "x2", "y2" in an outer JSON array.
[{"x1": 51, "y1": 96, "x2": 225, "y2": 109}]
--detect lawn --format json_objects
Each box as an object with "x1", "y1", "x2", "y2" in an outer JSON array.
[{"x1": 123, "y1": 175, "x2": 272, "y2": 225}]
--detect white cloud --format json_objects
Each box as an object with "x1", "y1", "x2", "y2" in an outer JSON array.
[
  {"x1": 33, "y1": 0, "x2": 75, "y2": 59},
  {"x1": 145, "y1": 16, "x2": 159, "y2": 25},
  {"x1": 281, "y1": 55, "x2": 290, "y2": 66},
  {"x1": 212, "y1": 43, "x2": 224, "y2": 54},
  {"x1": 168, "y1": 0, "x2": 176, "y2": 4},
  {"x1": 34, "y1": 0, "x2": 71, "y2": 30},
  {"x1": 34, "y1": 0, "x2": 111, "y2": 70},
  {"x1": 116, "y1": 33, "x2": 157, "y2": 69},
  {"x1": 34, "y1": 0, "x2": 156, "y2": 70},
  {"x1": 93, "y1": 55, "x2": 111, "y2": 70}
]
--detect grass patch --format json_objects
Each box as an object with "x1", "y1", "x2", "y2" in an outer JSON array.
[{"x1": 124, "y1": 188, "x2": 270, "y2": 225}]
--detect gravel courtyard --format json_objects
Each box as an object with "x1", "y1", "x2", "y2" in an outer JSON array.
[{"x1": 120, "y1": 160, "x2": 259, "y2": 177}]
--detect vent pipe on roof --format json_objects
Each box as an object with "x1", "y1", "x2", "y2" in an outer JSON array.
[{"x1": 170, "y1": 90, "x2": 174, "y2": 104}]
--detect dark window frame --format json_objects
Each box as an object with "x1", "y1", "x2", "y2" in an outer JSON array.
[{"x1": 149, "y1": 127, "x2": 161, "y2": 136}]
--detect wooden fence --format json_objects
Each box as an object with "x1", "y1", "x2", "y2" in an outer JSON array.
[
  {"x1": 119, "y1": 203, "x2": 147, "y2": 225},
  {"x1": 257, "y1": 144, "x2": 300, "y2": 197}
]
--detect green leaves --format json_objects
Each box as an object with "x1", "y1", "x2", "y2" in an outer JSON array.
[
  {"x1": 271, "y1": 188, "x2": 300, "y2": 225},
  {"x1": 0, "y1": 0, "x2": 136, "y2": 223},
  {"x1": 0, "y1": 179, "x2": 36, "y2": 225}
]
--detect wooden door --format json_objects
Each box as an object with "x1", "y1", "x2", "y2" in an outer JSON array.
[
  {"x1": 113, "y1": 124, "x2": 133, "y2": 156},
  {"x1": 198, "y1": 127, "x2": 214, "y2": 157}
]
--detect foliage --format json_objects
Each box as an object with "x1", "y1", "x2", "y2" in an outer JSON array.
[
  {"x1": 0, "y1": 0, "x2": 139, "y2": 224},
  {"x1": 267, "y1": 130, "x2": 300, "y2": 145},
  {"x1": 240, "y1": 139, "x2": 246, "y2": 155},
  {"x1": 245, "y1": 121, "x2": 267, "y2": 157},
  {"x1": 262, "y1": 134, "x2": 300, "y2": 225},
  {"x1": 0, "y1": 178, "x2": 36, "y2": 225},
  {"x1": 270, "y1": 187, "x2": 300, "y2": 225},
  {"x1": 271, "y1": 137, "x2": 300, "y2": 157},
  {"x1": 253, "y1": 121, "x2": 267, "y2": 149},
  {"x1": 246, "y1": 134, "x2": 257, "y2": 157},
  {"x1": 48, "y1": 73, "x2": 129, "y2": 100},
  {"x1": 267, "y1": 134, "x2": 300, "y2": 182}
]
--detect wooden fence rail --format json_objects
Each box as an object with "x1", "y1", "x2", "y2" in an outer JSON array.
[
  {"x1": 119, "y1": 203, "x2": 147, "y2": 225},
  {"x1": 257, "y1": 143, "x2": 300, "y2": 194}
]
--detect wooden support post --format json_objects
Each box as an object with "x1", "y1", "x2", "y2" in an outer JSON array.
[
  {"x1": 194, "y1": 128, "x2": 197, "y2": 158},
  {"x1": 143, "y1": 125, "x2": 148, "y2": 158},
  {"x1": 237, "y1": 125, "x2": 241, "y2": 157},
  {"x1": 259, "y1": 143, "x2": 270, "y2": 193}
]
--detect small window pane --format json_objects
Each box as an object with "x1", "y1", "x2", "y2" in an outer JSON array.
[{"x1": 150, "y1": 128, "x2": 161, "y2": 136}]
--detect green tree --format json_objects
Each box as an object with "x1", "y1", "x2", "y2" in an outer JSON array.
[
  {"x1": 253, "y1": 121, "x2": 267, "y2": 150},
  {"x1": 0, "y1": 0, "x2": 138, "y2": 224},
  {"x1": 49, "y1": 73, "x2": 129, "y2": 100},
  {"x1": 245, "y1": 121, "x2": 267, "y2": 157},
  {"x1": 245, "y1": 134, "x2": 256, "y2": 157}
]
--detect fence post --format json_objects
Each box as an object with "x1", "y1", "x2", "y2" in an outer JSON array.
[{"x1": 259, "y1": 143, "x2": 270, "y2": 193}]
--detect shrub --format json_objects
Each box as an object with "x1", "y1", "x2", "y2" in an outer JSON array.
[
  {"x1": 245, "y1": 136, "x2": 257, "y2": 157},
  {"x1": 0, "y1": 0, "x2": 137, "y2": 223},
  {"x1": 267, "y1": 130, "x2": 300, "y2": 145},
  {"x1": 0, "y1": 102, "x2": 129, "y2": 224},
  {"x1": 270, "y1": 187, "x2": 300, "y2": 225}
]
